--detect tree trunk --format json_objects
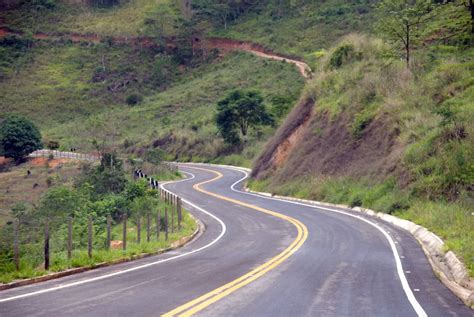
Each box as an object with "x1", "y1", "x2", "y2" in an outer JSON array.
[{"x1": 406, "y1": 24, "x2": 410, "y2": 68}]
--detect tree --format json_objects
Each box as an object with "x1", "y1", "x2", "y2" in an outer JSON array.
[
  {"x1": 464, "y1": 0, "x2": 474, "y2": 33},
  {"x1": 216, "y1": 90, "x2": 274, "y2": 144},
  {"x1": 375, "y1": 0, "x2": 436, "y2": 68},
  {"x1": 0, "y1": 115, "x2": 42, "y2": 161}
]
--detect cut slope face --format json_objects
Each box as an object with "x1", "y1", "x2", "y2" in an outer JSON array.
[{"x1": 252, "y1": 100, "x2": 404, "y2": 183}]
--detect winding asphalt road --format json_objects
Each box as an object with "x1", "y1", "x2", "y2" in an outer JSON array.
[{"x1": 0, "y1": 164, "x2": 471, "y2": 316}]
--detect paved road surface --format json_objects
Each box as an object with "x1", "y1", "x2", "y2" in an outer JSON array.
[{"x1": 0, "y1": 164, "x2": 470, "y2": 316}]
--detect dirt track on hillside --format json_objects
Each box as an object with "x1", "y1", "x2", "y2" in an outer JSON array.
[{"x1": 0, "y1": 27, "x2": 312, "y2": 79}]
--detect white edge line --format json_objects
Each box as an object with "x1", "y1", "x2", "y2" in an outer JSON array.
[
  {"x1": 0, "y1": 171, "x2": 228, "y2": 303},
  {"x1": 198, "y1": 164, "x2": 427, "y2": 317}
]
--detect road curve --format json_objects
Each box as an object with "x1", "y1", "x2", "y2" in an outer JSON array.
[{"x1": 0, "y1": 164, "x2": 470, "y2": 316}]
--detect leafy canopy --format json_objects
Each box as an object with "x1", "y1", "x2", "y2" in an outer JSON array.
[
  {"x1": 375, "y1": 0, "x2": 436, "y2": 67},
  {"x1": 0, "y1": 115, "x2": 42, "y2": 161},
  {"x1": 216, "y1": 90, "x2": 274, "y2": 145}
]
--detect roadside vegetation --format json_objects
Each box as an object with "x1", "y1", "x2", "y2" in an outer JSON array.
[{"x1": 0, "y1": 152, "x2": 195, "y2": 284}]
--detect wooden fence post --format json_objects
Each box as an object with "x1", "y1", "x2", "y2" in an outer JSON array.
[
  {"x1": 67, "y1": 216, "x2": 72, "y2": 260},
  {"x1": 146, "y1": 213, "x2": 151, "y2": 242},
  {"x1": 171, "y1": 204, "x2": 174, "y2": 234},
  {"x1": 122, "y1": 213, "x2": 127, "y2": 251},
  {"x1": 106, "y1": 215, "x2": 111, "y2": 250},
  {"x1": 13, "y1": 220, "x2": 19, "y2": 270},
  {"x1": 177, "y1": 197, "x2": 182, "y2": 230},
  {"x1": 165, "y1": 208, "x2": 169, "y2": 241},
  {"x1": 137, "y1": 216, "x2": 141, "y2": 244},
  {"x1": 88, "y1": 215, "x2": 92, "y2": 258},
  {"x1": 44, "y1": 220, "x2": 50, "y2": 270}
]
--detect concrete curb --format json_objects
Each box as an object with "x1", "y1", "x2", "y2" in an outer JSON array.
[
  {"x1": 0, "y1": 216, "x2": 202, "y2": 292},
  {"x1": 243, "y1": 187, "x2": 473, "y2": 308}
]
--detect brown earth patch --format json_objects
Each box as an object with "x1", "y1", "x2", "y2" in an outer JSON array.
[
  {"x1": 0, "y1": 156, "x2": 11, "y2": 166},
  {"x1": 252, "y1": 98, "x2": 314, "y2": 179},
  {"x1": 272, "y1": 113, "x2": 311, "y2": 168},
  {"x1": 110, "y1": 240, "x2": 123, "y2": 249},
  {"x1": 271, "y1": 111, "x2": 404, "y2": 184},
  {"x1": 29, "y1": 157, "x2": 70, "y2": 168}
]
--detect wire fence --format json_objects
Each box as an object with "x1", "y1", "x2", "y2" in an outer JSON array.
[
  {"x1": 30, "y1": 150, "x2": 100, "y2": 162},
  {"x1": 0, "y1": 191, "x2": 183, "y2": 273},
  {"x1": 0, "y1": 162, "x2": 185, "y2": 277}
]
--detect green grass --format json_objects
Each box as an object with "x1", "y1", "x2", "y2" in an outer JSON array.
[
  {"x1": 0, "y1": 0, "x2": 178, "y2": 37},
  {"x1": 209, "y1": 1, "x2": 376, "y2": 61},
  {"x1": 0, "y1": 41, "x2": 178, "y2": 129},
  {"x1": 38, "y1": 51, "x2": 304, "y2": 164},
  {"x1": 0, "y1": 209, "x2": 196, "y2": 283}
]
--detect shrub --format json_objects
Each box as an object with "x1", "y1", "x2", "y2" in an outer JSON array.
[
  {"x1": 351, "y1": 110, "x2": 375, "y2": 138},
  {"x1": 46, "y1": 140, "x2": 60, "y2": 150},
  {"x1": 329, "y1": 43, "x2": 356, "y2": 69},
  {"x1": 126, "y1": 94, "x2": 143, "y2": 106}
]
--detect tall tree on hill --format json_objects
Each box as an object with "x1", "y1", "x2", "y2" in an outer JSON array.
[
  {"x1": 375, "y1": 0, "x2": 436, "y2": 68},
  {"x1": 216, "y1": 90, "x2": 274, "y2": 145}
]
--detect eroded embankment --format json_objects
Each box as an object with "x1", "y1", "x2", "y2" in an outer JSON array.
[{"x1": 252, "y1": 97, "x2": 405, "y2": 184}]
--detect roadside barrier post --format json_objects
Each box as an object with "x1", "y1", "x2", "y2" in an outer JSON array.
[
  {"x1": 171, "y1": 204, "x2": 174, "y2": 234},
  {"x1": 165, "y1": 208, "x2": 169, "y2": 241},
  {"x1": 146, "y1": 213, "x2": 151, "y2": 242},
  {"x1": 106, "y1": 215, "x2": 112, "y2": 250},
  {"x1": 177, "y1": 197, "x2": 182, "y2": 230},
  {"x1": 67, "y1": 216, "x2": 72, "y2": 260},
  {"x1": 88, "y1": 216, "x2": 92, "y2": 258},
  {"x1": 44, "y1": 220, "x2": 50, "y2": 270},
  {"x1": 122, "y1": 214, "x2": 127, "y2": 251},
  {"x1": 13, "y1": 220, "x2": 19, "y2": 270},
  {"x1": 137, "y1": 216, "x2": 141, "y2": 244},
  {"x1": 156, "y1": 210, "x2": 160, "y2": 239}
]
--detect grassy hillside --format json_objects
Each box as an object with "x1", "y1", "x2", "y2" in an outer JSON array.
[
  {"x1": 250, "y1": 3, "x2": 474, "y2": 274},
  {"x1": 211, "y1": 0, "x2": 376, "y2": 60},
  {"x1": 0, "y1": 0, "x2": 177, "y2": 37},
  {"x1": 46, "y1": 51, "x2": 305, "y2": 166}
]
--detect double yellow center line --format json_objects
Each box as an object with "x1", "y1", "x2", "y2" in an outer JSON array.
[{"x1": 163, "y1": 167, "x2": 308, "y2": 316}]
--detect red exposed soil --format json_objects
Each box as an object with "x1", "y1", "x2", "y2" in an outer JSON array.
[
  {"x1": 29, "y1": 157, "x2": 69, "y2": 168},
  {"x1": 252, "y1": 98, "x2": 314, "y2": 178},
  {"x1": 0, "y1": 156, "x2": 10, "y2": 166}
]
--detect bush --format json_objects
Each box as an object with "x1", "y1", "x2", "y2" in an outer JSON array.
[
  {"x1": 126, "y1": 94, "x2": 143, "y2": 106},
  {"x1": 329, "y1": 43, "x2": 357, "y2": 69},
  {"x1": 46, "y1": 140, "x2": 60, "y2": 150},
  {"x1": 0, "y1": 115, "x2": 42, "y2": 161}
]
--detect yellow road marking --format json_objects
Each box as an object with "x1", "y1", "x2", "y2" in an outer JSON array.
[{"x1": 162, "y1": 166, "x2": 308, "y2": 317}]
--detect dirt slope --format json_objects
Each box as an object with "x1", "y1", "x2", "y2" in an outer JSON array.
[{"x1": 252, "y1": 97, "x2": 405, "y2": 184}]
